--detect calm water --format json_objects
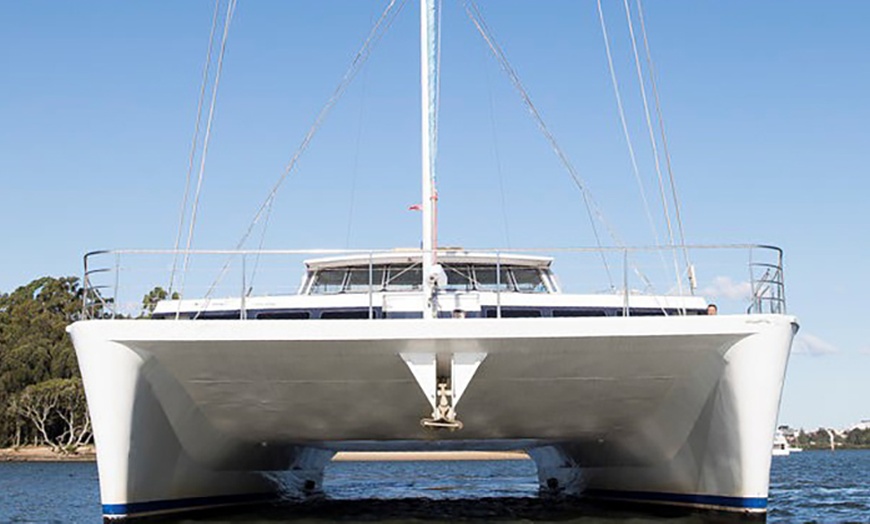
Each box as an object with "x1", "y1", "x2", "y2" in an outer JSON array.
[{"x1": 0, "y1": 451, "x2": 867, "y2": 523}]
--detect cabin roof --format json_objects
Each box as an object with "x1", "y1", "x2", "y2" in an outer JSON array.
[{"x1": 303, "y1": 250, "x2": 553, "y2": 271}]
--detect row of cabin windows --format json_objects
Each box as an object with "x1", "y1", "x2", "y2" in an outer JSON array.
[
  {"x1": 181, "y1": 307, "x2": 700, "y2": 320},
  {"x1": 308, "y1": 264, "x2": 550, "y2": 295}
]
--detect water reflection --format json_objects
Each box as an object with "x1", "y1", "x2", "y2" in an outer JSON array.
[
  {"x1": 163, "y1": 460, "x2": 764, "y2": 524},
  {"x1": 166, "y1": 497, "x2": 765, "y2": 524}
]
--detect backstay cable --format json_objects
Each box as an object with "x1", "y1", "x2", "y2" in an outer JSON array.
[
  {"x1": 176, "y1": 0, "x2": 237, "y2": 311},
  {"x1": 169, "y1": 0, "x2": 221, "y2": 296},
  {"x1": 463, "y1": 0, "x2": 616, "y2": 288},
  {"x1": 484, "y1": 64, "x2": 511, "y2": 247},
  {"x1": 620, "y1": 0, "x2": 683, "y2": 297},
  {"x1": 636, "y1": 0, "x2": 692, "y2": 282},
  {"x1": 196, "y1": 0, "x2": 406, "y2": 309},
  {"x1": 595, "y1": 0, "x2": 665, "y2": 270}
]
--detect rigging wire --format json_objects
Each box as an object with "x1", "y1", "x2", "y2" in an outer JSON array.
[
  {"x1": 246, "y1": 193, "x2": 274, "y2": 295},
  {"x1": 594, "y1": 0, "x2": 681, "y2": 309},
  {"x1": 254, "y1": 2, "x2": 383, "y2": 293},
  {"x1": 462, "y1": 0, "x2": 616, "y2": 288},
  {"x1": 176, "y1": 0, "x2": 237, "y2": 310},
  {"x1": 345, "y1": 62, "x2": 370, "y2": 248},
  {"x1": 595, "y1": 0, "x2": 668, "y2": 279},
  {"x1": 196, "y1": 0, "x2": 406, "y2": 309},
  {"x1": 345, "y1": 6, "x2": 381, "y2": 251},
  {"x1": 464, "y1": 1, "x2": 670, "y2": 310},
  {"x1": 620, "y1": 0, "x2": 683, "y2": 297},
  {"x1": 484, "y1": 63, "x2": 512, "y2": 247},
  {"x1": 636, "y1": 0, "x2": 692, "y2": 282},
  {"x1": 168, "y1": 0, "x2": 222, "y2": 296}
]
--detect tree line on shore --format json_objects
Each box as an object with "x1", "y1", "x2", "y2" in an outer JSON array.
[
  {"x1": 0, "y1": 276, "x2": 169, "y2": 453},
  {"x1": 786, "y1": 426, "x2": 870, "y2": 450},
  {"x1": 0, "y1": 277, "x2": 89, "y2": 452}
]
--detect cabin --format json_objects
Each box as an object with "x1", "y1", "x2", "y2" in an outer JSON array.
[{"x1": 152, "y1": 251, "x2": 708, "y2": 320}]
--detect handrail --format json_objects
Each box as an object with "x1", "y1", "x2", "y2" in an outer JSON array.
[
  {"x1": 80, "y1": 244, "x2": 788, "y2": 319},
  {"x1": 82, "y1": 244, "x2": 785, "y2": 258}
]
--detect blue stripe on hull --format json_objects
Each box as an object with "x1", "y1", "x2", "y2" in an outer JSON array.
[
  {"x1": 103, "y1": 492, "x2": 278, "y2": 518},
  {"x1": 585, "y1": 489, "x2": 767, "y2": 511}
]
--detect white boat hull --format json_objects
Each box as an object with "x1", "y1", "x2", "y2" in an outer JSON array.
[{"x1": 69, "y1": 314, "x2": 796, "y2": 519}]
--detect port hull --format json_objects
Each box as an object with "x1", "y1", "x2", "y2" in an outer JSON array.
[{"x1": 69, "y1": 315, "x2": 796, "y2": 519}]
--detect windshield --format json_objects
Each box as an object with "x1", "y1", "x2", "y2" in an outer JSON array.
[{"x1": 307, "y1": 263, "x2": 550, "y2": 295}]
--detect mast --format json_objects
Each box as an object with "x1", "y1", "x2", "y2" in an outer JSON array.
[{"x1": 420, "y1": 0, "x2": 437, "y2": 319}]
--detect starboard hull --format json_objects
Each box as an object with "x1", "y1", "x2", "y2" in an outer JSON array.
[{"x1": 69, "y1": 314, "x2": 796, "y2": 519}]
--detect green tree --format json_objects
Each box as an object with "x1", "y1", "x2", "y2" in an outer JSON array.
[
  {"x1": 0, "y1": 277, "x2": 83, "y2": 447},
  {"x1": 844, "y1": 428, "x2": 870, "y2": 448},
  {"x1": 7, "y1": 378, "x2": 91, "y2": 452},
  {"x1": 52, "y1": 377, "x2": 91, "y2": 451},
  {"x1": 140, "y1": 286, "x2": 179, "y2": 317}
]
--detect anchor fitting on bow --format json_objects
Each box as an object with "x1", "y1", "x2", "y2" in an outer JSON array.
[{"x1": 421, "y1": 381, "x2": 463, "y2": 430}]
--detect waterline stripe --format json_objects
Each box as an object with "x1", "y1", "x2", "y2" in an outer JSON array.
[
  {"x1": 102, "y1": 492, "x2": 277, "y2": 517},
  {"x1": 585, "y1": 488, "x2": 767, "y2": 510}
]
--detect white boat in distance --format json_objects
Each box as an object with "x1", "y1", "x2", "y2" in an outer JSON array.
[
  {"x1": 772, "y1": 431, "x2": 790, "y2": 456},
  {"x1": 68, "y1": 2, "x2": 798, "y2": 521},
  {"x1": 772, "y1": 430, "x2": 803, "y2": 456}
]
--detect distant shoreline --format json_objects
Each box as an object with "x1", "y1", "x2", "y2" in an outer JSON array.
[
  {"x1": 795, "y1": 446, "x2": 870, "y2": 451},
  {"x1": 0, "y1": 447, "x2": 528, "y2": 463},
  {"x1": 5, "y1": 446, "x2": 865, "y2": 463},
  {"x1": 0, "y1": 445, "x2": 96, "y2": 462}
]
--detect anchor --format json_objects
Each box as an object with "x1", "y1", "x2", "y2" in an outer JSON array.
[
  {"x1": 421, "y1": 381, "x2": 463, "y2": 430},
  {"x1": 401, "y1": 352, "x2": 486, "y2": 432}
]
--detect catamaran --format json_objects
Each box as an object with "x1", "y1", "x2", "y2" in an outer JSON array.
[{"x1": 68, "y1": 1, "x2": 797, "y2": 520}]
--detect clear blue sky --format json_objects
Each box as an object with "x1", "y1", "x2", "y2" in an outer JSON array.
[{"x1": 1, "y1": 1, "x2": 868, "y2": 430}]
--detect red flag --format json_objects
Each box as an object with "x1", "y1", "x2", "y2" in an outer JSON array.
[{"x1": 408, "y1": 204, "x2": 423, "y2": 211}]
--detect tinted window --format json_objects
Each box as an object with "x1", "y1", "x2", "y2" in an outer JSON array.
[
  {"x1": 199, "y1": 311, "x2": 240, "y2": 320},
  {"x1": 256, "y1": 311, "x2": 311, "y2": 319},
  {"x1": 306, "y1": 262, "x2": 551, "y2": 294},
  {"x1": 345, "y1": 268, "x2": 385, "y2": 293},
  {"x1": 444, "y1": 264, "x2": 473, "y2": 291},
  {"x1": 485, "y1": 308, "x2": 542, "y2": 318},
  {"x1": 387, "y1": 265, "x2": 423, "y2": 291},
  {"x1": 311, "y1": 269, "x2": 345, "y2": 294},
  {"x1": 627, "y1": 309, "x2": 676, "y2": 317},
  {"x1": 474, "y1": 267, "x2": 511, "y2": 291},
  {"x1": 512, "y1": 268, "x2": 546, "y2": 293},
  {"x1": 552, "y1": 309, "x2": 608, "y2": 317},
  {"x1": 320, "y1": 310, "x2": 371, "y2": 319}
]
